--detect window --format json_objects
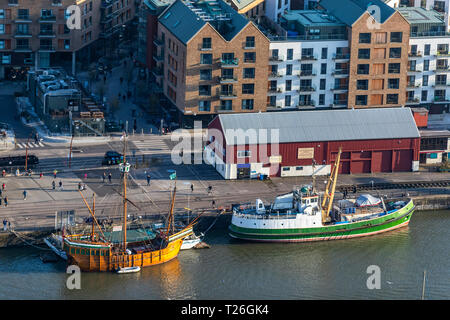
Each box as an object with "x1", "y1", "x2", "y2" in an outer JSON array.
[
  {"x1": 220, "y1": 100, "x2": 232, "y2": 110},
  {"x1": 389, "y1": 48, "x2": 401, "y2": 58},
  {"x1": 200, "y1": 69, "x2": 212, "y2": 80},
  {"x1": 390, "y1": 32, "x2": 402, "y2": 43},
  {"x1": 386, "y1": 94, "x2": 398, "y2": 104},
  {"x1": 199, "y1": 101, "x2": 210, "y2": 111},
  {"x1": 423, "y1": 60, "x2": 429, "y2": 71},
  {"x1": 237, "y1": 150, "x2": 251, "y2": 158},
  {"x1": 356, "y1": 95, "x2": 368, "y2": 105},
  {"x1": 357, "y1": 64, "x2": 369, "y2": 75},
  {"x1": 286, "y1": 64, "x2": 292, "y2": 75},
  {"x1": 359, "y1": 33, "x2": 371, "y2": 44},
  {"x1": 320, "y1": 79, "x2": 326, "y2": 90},
  {"x1": 388, "y1": 78, "x2": 399, "y2": 89},
  {"x1": 282, "y1": 167, "x2": 290, "y2": 171},
  {"x1": 242, "y1": 83, "x2": 254, "y2": 94},
  {"x1": 388, "y1": 63, "x2": 400, "y2": 73},
  {"x1": 321, "y1": 47, "x2": 327, "y2": 59},
  {"x1": 357, "y1": 80, "x2": 368, "y2": 90},
  {"x1": 286, "y1": 48, "x2": 293, "y2": 60},
  {"x1": 244, "y1": 52, "x2": 255, "y2": 63},
  {"x1": 202, "y1": 37, "x2": 211, "y2": 50},
  {"x1": 358, "y1": 48, "x2": 370, "y2": 59},
  {"x1": 285, "y1": 80, "x2": 292, "y2": 91},
  {"x1": 0, "y1": 10, "x2": 4, "y2": 19},
  {"x1": 285, "y1": 95, "x2": 291, "y2": 107},
  {"x1": 423, "y1": 75, "x2": 429, "y2": 86},
  {"x1": 302, "y1": 48, "x2": 314, "y2": 59},
  {"x1": 296, "y1": 166, "x2": 303, "y2": 171},
  {"x1": 242, "y1": 99, "x2": 254, "y2": 110},
  {"x1": 320, "y1": 63, "x2": 327, "y2": 74},
  {"x1": 421, "y1": 90, "x2": 428, "y2": 102},
  {"x1": 199, "y1": 85, "x2": 211, "y2": 96},
  {"x1": 245, "y1": 36, "x2": 255, "y2": 48},
  {"x1": 319, "y1": 94, "x2": 325, "y2": 105},
  {"x1": 424, "y1": 44, "x2": 430, "y2": 56},
  {"x1": 200, "y1": 53, "x2": 212, "y2": 64},
  {"x1": 243, "y1": 68, "x2": 255, "y2": 79}
]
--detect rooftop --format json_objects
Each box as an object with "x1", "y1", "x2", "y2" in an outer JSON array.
[
  {"x1": 282, "y1": 10, "x2": 345, "y2": 28},
  {"x1": 159, "y1": 0, "x2": 249, "y2": 44},
  {"x1": 397, "y1": 7, "x2": 444, "y2": 25},
  {"x1": 319, "y1": 0, "x2": 396, "y2": 26},
  {"x1": 216, "y1": 108, "x2": 420, "y2": 146},
  {"x1": 225, "y1": 0, "x2": 264, "y2": 12}
]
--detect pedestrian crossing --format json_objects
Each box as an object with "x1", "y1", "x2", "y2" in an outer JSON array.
[
  {"x1": 130, "y1": 138, "x2": 172, "y2": 158},
  {"x1": 16, "y1": 142, "x2": 46, "y2": 149}
]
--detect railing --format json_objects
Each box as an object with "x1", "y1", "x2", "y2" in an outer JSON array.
[
  {"x1": 406, "y1": 97, "x2": 420, "y2": 103},
  {"x1": 298, "y1": 86, "x2": 316, "y2": 92},
  {"x1": 39, "y1": 45, "x2": 54, "y2": 51},
  {"x1": 434, "y1": 96, "x2": 449, "y2": 102},
  {"x1": 220, "y1": 58, "x2": 239, "y2": 66},
  {"x1": 216, "y1": 88, "x2": 237, "y2": 98},
  {"x1": 411, "y1": 31, "x2": 450, "y2": 38},
  {"x1": 16, "y1": 15, "x2": 31, "y2": 21},
  {"x1": 153, "y1": 38, "x2": 164, "y2": 46},
  {"x1": 268, "y1": 34, "x2": 347, "y2": 41},
  {"x1": 269, "y1": 55, "x2": 284, "y2": 61},
  {"x1": 332, "y1": 100, "x2": 348, "y2": 106},
  {"x1": 299, "y1": 70, "x2": 316, "y2": 76},
  {"x1": 333, "y1": 53, "x2": 350, "y2": 60},
  {"x1": 298, "y1": 100, "x2": 315, "y2": 107},
  {"x1": 268, "y1": 87, "x2": 282, "y2": 93},
  {"x1": 15, "y1": 45, "x2": 31, "y2": 50},
  {"x1": 408, "y1": 51, "x2": 422, "y2": 57},
  {"x1": 436, "y1": 65, "x2": 450, "y2": 71},
  {"x1": 332, "y1": 69, "x2": 349, "y2": 75},
  {"x1": 219, "y1": 76, "x2": 237, "y2": 83},
  {"x1": 434, "y1": 82, "x2": 449, "y2": 86},
  {"x1": 299, "y1": 54, "x2": 317, "y2": 61},
  {"x1": 40, "y1": 15, "x2": 56, "y2": 22},
  {"x1": 268, "y1": 72, "x2": 282, "y2": 78},
  {"x1": 437, "y1": 50, "x2": 450, "y2": 56},
  {"x1": 332, "y1": 85, "x2": 348, "y2": 90}
]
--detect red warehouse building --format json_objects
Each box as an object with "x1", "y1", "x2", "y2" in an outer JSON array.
[{"x1": 205, "y1": 108, "x2": 421, "y2": 179}]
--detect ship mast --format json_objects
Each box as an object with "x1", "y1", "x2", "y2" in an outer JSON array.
[
  {"x1": 119, "y1": 133, "x2": 130, "y2": 251},
  {"x1": 321, "y1": 147, "x2": 342, "y2": 223}
]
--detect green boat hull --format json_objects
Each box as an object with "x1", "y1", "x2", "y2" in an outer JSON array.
[{"x1": 229, "y1": 199, "x2": 415, "y2": 242}]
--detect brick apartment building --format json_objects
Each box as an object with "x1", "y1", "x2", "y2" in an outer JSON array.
[
  {"x1": 154, "y1": 0, "x2": 269, "y2": 127},
  {"x1": 0, "y1": 0, "x2": 136, "y2": 79}
]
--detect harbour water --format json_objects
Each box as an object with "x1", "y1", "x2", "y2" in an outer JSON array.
[{"x1": 0, "y1": 210, "x2": 449, "y2": 300}]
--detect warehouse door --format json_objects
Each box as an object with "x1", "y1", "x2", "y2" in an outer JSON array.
[
  {"x1": 392, "y1": 150, "x2": 412, "y2": 172},
  {"x1": 372, "y1": 150, "x2": 392, "y2": 172},
  {"x1": 351, "y1": 160, "x2": 371, "y2": 173}
]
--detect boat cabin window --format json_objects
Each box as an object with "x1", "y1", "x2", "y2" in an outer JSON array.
[
  {"x1": 81, "y1": 249, "x2": 85, "y2": 255},
  {"x1": 76, "y1": 248, "x2": 80, "y2": 254},
  {"x1": 258, "y1": 203, "x2": 263, "y2": 209}
]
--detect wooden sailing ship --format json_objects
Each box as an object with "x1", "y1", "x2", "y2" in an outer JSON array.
[{"x1": 63, "y1": 135, "x2": 194, "y2": 272}]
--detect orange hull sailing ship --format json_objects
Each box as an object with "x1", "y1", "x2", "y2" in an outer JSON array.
[{"x1": 63, "y1": 135, "x2": 194, "y2": 272}]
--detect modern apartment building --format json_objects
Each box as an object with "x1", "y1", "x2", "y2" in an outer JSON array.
[
  {"x1": 393, "y1": 0, "x2": 450, "y2": 31},
  {"x1": 0, "y1": 0, "x2": 136, "y2": 79},
  {"x1": 154, "y1": 0, "x2": 269, "y2": 127},
  {"x1": 224, "y1": 0, "x2": 266, "y2": 20},
  {"x1": 265, "y1": 10, "x2": 350, "y2": 109},
  {"x1": 399, "y1": 6, "x2": 450, "y2": 113}
]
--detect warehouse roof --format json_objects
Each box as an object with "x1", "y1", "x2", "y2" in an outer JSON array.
[
  {"x1": 319, "y1": 0, "x2": 396, "y2": 26},
  {"x1": 216, "y1": 108, "x2": 420, "y2": 146}
]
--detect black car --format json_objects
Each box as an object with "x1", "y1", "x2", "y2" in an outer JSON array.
[{"x1": 102, "y1": 151, "x2": 124, "y2": 165}]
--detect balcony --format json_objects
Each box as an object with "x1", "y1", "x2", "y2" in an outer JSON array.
[
  {"x1": 434, "y1": 96, "x2": 449, "y2": 102},
  {"x1": 332, "y1": 100, "x2": 348, "y2": 107},
  {"x1": 217, "y1": 88, "x2": 237, "y2": 99},
  {"x1": 39, "y1": 45, "x2": 55, "y2": 52},
  {"x1": 433, "y1": 81, "x2": 449, "y2": 87},
  {"x1": 219, "y1": 76, "x2": 238, "y2": 83},
  {"x1": 198, "y1": 44, "x2": 212, "y2": 51},
  {"x1": 268, "y1": 87, "x2": 282, "y2": 94},
  {"x1": 243, "y1": 41, "x2": 255, "y2": 49},
  {"x1": 151, "y1": 67, "x2": 163, "y2": 77},
  {"x1": 268, "y1": 72, "x2": 282, "y2": 78},
  {"x1": 220, "y1": 58, "x2": 239, "y2": 67},
  {"x1": 436, "y1": 50, "x2": 450, "y2": 57},
  {"x1": 408, "y1": 51, "x2": 422, "y2": 58},
  {"x1": 407, "y1": 67, "x2": 421, "y2": 73},
  {"x1": 15, "y1": 15, "x2": 32, "y2": 23},
  {"x1": 407, "y1": 82, "x2": 420, "y2": 88},
  {"x1": 39, "y1": 30, "x2": 56, "y2": 38},
  {"x1": 14, "y1": 31, "x2": 32, "y2": 38},
  {"x1": 406, "y1": 97, "x2": 420, "y2": 103},
  {"x1": 333, "y1": 53, "x2": 350, "y2": 60},
  {"x1": 39, "y1": 15, "x2": 56, "y2": 23},
  {"x1": 153, "y1": 38, "x2": 164, "y2": 46},
  {"x1": 299, "y1": 54, "x2": 317, "y2": 61},
  {"x1": 269, "y1": 55, "x2": 284, "y2": 62},
  {"x1": 332, "y1": 85, "x2": 349, "y2": 91},
  {"x1": 436, "y1": 65, "x2": 450, "y2": 72},
  {"x1": 332, "y1": 69, "x2": 349, "y2": 76},
  {"x1": 297, "y1": 86, "x2": 316, "y2": 93},
  {"x1": 297, "y1": 100, "x2": 315, "y2": 108},
  {"x1": 152, "y1": 51, "x2": 164, "y2": 63},
  {"x1": 215, "y1": 106, "x2": 234, "y2": 112},
  {"x1": 14, "y1": 45, "x2": 32, "y2": 52},
  {"x1": 299, "y1": 70, "x2": 316, "y2": 77}
]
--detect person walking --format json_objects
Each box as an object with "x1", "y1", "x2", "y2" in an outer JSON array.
[
  {"x1": 23, "y1": 190, "x2": 27, "y2": 200},
  {"x1": 84, "y1": 173, "x2": 87, "y2": 180},
  {"x1": 59, "y1": 180, "x2": 63, "y2": 191},
  {"x1": 102, "y1": 172, "x2": 106, "y2": 183},
  {"x1": 2, "y1": 183, "x2": 5, "y2": 190},
  {"x1": 52, "y1": 180, "x2": 56, "y2": 190},
  {"x1": 146, "y1": 174, "x2": 151, "y2": 186},
  {"x1": 207, "y1": 185, "x2": 212, "y2": 195},
  {"x1": 3, "y1": 219, "x2": 6, "y2": 231},
  {"x1": 0, "y1": 188, "x2": 2, "y2": 197},
  {"x1": 108, "y1": 173, "x2": 112, "y2": 183},
  {"x1": 78, "y1": 182, "x2": 82, "y2": 191},
  {"x1": 4, "y1": 196, "x2": 7, "y2": 207},
  {"x1": 0, "y1": 197, "x2": 2, "y2": 206},
  {"x1": 34, "y1": 133, "x2": 39, "y2": 144},
  {"x1": 212, "y1": 200, "x2": 216, "y2": 209},
  {"x1": 39, "y1": 172, "x2": 43, "y2": 179},
  {"x1": 191, "y1": 184, "x2": 194, "y2": 193},
  {"x1": 53, "y1": 169, "x2": 57, "y2": 179}
]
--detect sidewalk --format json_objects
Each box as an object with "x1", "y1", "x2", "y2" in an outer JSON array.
[{"x1": 76, "y1": 57, "x2": 159, "y2": 135}]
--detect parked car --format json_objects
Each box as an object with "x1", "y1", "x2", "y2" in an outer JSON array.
[{"x1": 102, "y1": 151, "x2": 124, "y2": 165}]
